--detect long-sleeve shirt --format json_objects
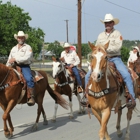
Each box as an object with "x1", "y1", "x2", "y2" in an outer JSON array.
[
  {"x1": 61, "y1": 50, "x2": 80, "y2": 66},
  {"x1": 6, "y1": 43, "x2": 33, "y2": 66},
  {"x1": 95, "y1": 29, "x2": 123, "y2": 57},
  {"x1": 127, "y1": 51, "x2": 138, "y2": 67}
]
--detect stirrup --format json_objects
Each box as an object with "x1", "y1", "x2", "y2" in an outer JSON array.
[
  {"x1": 77, "y1": 86, "x2": 83, "y2": 93},
  {"x1": 126, "y1": 101, "x2": 136, "y2": 109},
  {"x1": 27, "y1": 97, "x2": 35, "y2": 106}
]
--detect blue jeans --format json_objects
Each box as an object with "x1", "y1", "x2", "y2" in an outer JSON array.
[
  {"x1": 67, "y1": 65, "x2": 82, "y2": 86},
  {"x1": 20, "y1": 65, "x2": 34, "y2": 88},
  {"x1": 85, "y1": 57, "x2": 135, "y2": 99}
]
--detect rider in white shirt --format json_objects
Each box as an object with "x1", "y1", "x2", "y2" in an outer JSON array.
[
  {"x1": 6, "y1": 31, "x2": 35, "y2": 106},
  {"x1": 61, "y1": 42, "x2": 83, "y2": 93},
  {"x1": 127, "y1": 46, "x2": 139, "y2": 67}
]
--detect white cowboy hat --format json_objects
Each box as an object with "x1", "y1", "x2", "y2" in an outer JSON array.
[
  {"x1": 133, "y1": 46, "x2": 140, "y2": 52},
  {"x1": 100, "y1": 14, "x2": 119, "y2": 25},
  {"x1": 14, "y1": 31, "x2": 28, "y2": 39},
  {"x1": 63, "y1": 42, "x2": 71, "y2": 48}
]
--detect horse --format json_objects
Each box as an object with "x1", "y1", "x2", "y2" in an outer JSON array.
[
  {"x1": 87, "y1": 41, "x2": 139, "y2": 140},
  {"x1": 0, "y1": 63, "x2": 68, "y2": 138},
  {"x1": 51, "y1": 57, "x2": 86, "y2": 121}
]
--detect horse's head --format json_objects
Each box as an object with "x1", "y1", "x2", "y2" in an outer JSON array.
[
  {"x1": 52, "y1": 56, "x2": 65, "y2": 79},
  {"x1": 88, "y1": 41, "x2": 109, "y2": 82}
]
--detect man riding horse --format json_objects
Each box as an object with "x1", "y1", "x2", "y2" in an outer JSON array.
[
  {"x1": 81, "y1": 13, "x2": 136, "y2": 108},
  {"x1": 6, "y1": 31, "x2": 35, "y2": 106},
  {"x1": 60, "y1": 42, "x2": 83, "y2": 93}
]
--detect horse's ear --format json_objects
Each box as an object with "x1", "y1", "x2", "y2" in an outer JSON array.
[
  {"x1": 88, "y1": 41, "x2": 96, "y2": 51},
  {"x1": 104, "y1": 41, "x2": 110, "y2": 50},
  {"x1": 52, "y1": 56, "x2": 56, "y2": 61}
]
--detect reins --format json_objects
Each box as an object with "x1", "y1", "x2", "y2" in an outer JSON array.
[
  {"x1": 0, "y1": 68, "x2": 21, "y2": 91},
  {"x1": 55, "y1": 63, "x2": 74, "y2": 87}
]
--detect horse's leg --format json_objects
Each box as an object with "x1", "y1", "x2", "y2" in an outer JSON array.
[
  {"x1": 69, "y1": 95, "x2": 73, "y2": 119},
  {"x1": 2, "y1": 100, "x2": 16, "y2": 138},
  {"x1": 31, "y1": 98, "x2": 48, "y2": 131},
  {"x1": 51, "y1": 102, "x2": 58, "y2": 122},
  {"x1": 41, "y1": 107, "x2": 48, "y2": 125},
  {"x1": 1, "y1": 105, "x2": 14, "y2": 138},
  {"x1": 7, "y1": 114, "x2": 14, "y2": 137},
  {"x1": 116, "y1": 107, "x2": 123, "y2": 137},
  {"x1": 100, "y1": 108, "x2": 111, "y2": 140},
  {"x1": 125, "y1": 108, "x2": 133, "y2": 140}
]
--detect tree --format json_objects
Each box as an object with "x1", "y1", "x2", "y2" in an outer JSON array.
[
  {"x1": 0, "y1": 1, "x2": 45, "y2": 57},
  {"x1": 47, "y1": 41, "x2": 63, "y2": 58},
  {"x1": 121, "y1": 46, "x2": 130, "y2": 63}
]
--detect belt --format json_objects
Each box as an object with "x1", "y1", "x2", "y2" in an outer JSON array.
[
  {"x1": 17, "y1": 64, "x2": 30, "y2": 67},
  {"x1": 108, "y1": 55, "x2": 121, "y2": 58}
]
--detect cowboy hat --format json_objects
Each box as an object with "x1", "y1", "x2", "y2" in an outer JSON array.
[
  {"x1": 133, "y1": 46, "x2": 140, "y2": 52},
  {"x1": 100, "y1": 14, "x2": 119, "y2": 25},
  {"x1": 63, "y1": 42, "x2": 71, "y2": 48},
  {"x1": 14, "y1": 31, "x2": 28, "y2": 39}
]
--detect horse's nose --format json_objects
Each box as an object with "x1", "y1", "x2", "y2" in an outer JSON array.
[{"x1": 97, "y1": 73, "x2": 101, "y2": 79}]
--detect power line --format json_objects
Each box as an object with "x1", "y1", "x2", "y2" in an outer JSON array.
[{"x1": 105, "y1": 0, "x2": 140, "y2": 15}]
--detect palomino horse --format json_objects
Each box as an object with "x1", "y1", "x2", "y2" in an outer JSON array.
[
  {"x1": 52, "y1": 57, "x2": 86, "y2": 121},
  {"x1": 0, "y1": 63, "x2": 68, "y2": 138},
  {"x1": 87, "y1": 42, "x2": 139, "y2": 140}
]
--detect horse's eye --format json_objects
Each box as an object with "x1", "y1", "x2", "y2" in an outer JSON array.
[
  {"x1": 58, "y1": 64, "x2": 61, "y2": 67},
  {"x1": 105, "y1": 56, "x2": 108, "y2": 60}
]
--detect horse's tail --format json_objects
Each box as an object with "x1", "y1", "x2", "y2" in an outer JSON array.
[{"x1": 46, "y1": 83, "x2": 69, "y2": 110}]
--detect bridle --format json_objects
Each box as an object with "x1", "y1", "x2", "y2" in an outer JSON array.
[
  {"x1": 54, "y1": 61, "x2": 74, "y2": 87},
  {"x1": 0, "y1": 69, "x2": 11, "y2": 91}
]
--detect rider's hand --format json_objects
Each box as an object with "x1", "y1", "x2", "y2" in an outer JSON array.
[
  {"x1": 70, "y1": 64, "x2": 74, "y2": 68},
  {"x1": 9, "y1": 58, "x2": 16, "y2": 64}
]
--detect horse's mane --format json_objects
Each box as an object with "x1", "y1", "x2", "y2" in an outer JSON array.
[{"x1": 0, "y1": 63, "x2": 10, "y2": 71}]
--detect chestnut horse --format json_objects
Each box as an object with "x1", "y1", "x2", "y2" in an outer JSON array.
[
  {"x1": 0, "y1": 63, "x2": 68, "y2": 138},
  {"x1": 51, "y1": 57, "x2": 86, "y2": 121},
  {"x1": 87, "y1": 42, "x2": 139, "y2": 140}
]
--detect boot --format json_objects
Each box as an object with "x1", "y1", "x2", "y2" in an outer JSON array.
[
  {"x1": 80, "y1": 93, "x2": 89, "y2": 107},
  {"x1": 126, "y1": 94, "x2": 136, "y2": 109},
  {"x1": 80, "y1": 86, "x2": 90, "y2": 107},
  {"x1": 77, "y1": 86, "x2": 83, "y2": 93},
  {"x1": 27, "y1": 87, "x2": 35, "y2": 106}
]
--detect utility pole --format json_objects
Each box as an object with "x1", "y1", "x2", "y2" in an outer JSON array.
[
  {"x1": 64, "y1": 20, "x2": 69, "y2": 42},
  {"x1": 77, "y1": 0, "x2": 82, "y2": 68}
]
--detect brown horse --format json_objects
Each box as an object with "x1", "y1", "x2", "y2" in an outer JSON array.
[
  {"x1": 0, "y1": 63, "x2": 68, "y2": 138},
  {"x1": 87, "y1": 42, "x2": 139, "y2": 140},
  {"x1": 51, "y1": 57, "x2": 86, "y2": 121}
]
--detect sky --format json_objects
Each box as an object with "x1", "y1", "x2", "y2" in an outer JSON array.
[{"x1": 2, "y1": 0, "x2": 140, "y2": 44}]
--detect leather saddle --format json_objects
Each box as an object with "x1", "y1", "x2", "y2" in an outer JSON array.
[
  {"x1": 65, "y1": 65, "x2": 86, "y2": 79},
  {"x1": 108, "y1": 61, "x2": 137, "y2": 97},
  {"x1": 12, "y1": 64, "x2": 44, "y2": 89}
]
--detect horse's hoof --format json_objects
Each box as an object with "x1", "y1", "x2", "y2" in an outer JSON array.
[
  {"x1": 78, "y1": 111, "x2": 82, "y2": 114},
  {"x1": 117, "y1": 132, "x2": 123, "y2": 138},
  {"x1": 5, "y1": 132, "x2": 12, "y2": 138},
  {"x1": 51, "y1": 119, "x2": 56, "y2": 123},
  {"x1": 82, "y1": 110, "x2": 86, "y2": 114},
  {"x1": 43, "y1": 120, "x2": 48, "y2": 125},
  {"x1": 125, "y1": 134, "x2": 130, "y2": 140},
  {"x1": 69, "y1": 116, "x2": 74, "y2": 119}
]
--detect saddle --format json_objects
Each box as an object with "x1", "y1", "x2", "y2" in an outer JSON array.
[
  {"x1": 65, "y1": 65, "x2": 86, "y2": 79},
  {"x1": 12, "y1": 64, "x2": 44, "y2": 90},
  {"x1": 65, "y1": 66, "x2": 86, "y2": 93},
  {"x1": 108, "y1": 61, "x2": 136, "y2": 102}
]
